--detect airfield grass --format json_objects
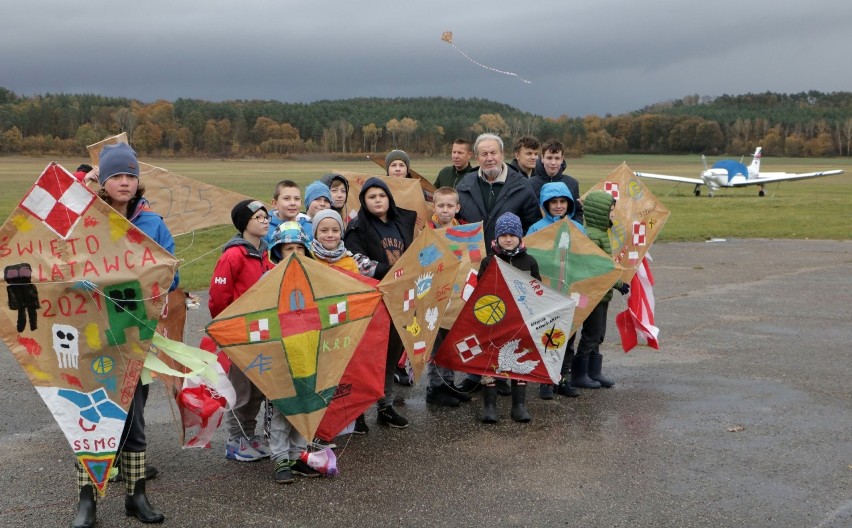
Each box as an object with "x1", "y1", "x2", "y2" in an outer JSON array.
[{"x1": 1, "y1": 154, "x2": 850, "y2": 291}]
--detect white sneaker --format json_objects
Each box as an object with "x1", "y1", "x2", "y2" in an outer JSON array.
[
  {"x1": 249, "y1": 434, "x2": 271, "y2": 458},
  {"x1": 225, "y1": 436, "x2": 263, "y2": 462}
]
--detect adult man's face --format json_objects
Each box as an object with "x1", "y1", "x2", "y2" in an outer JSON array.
[
  {"x1": 515, "y1": 147, "x2": 538, "y2": 174},
  {"x1": 451, "y1": 143, "x2": 472, "y2": 170},
  {"x1": 477, "y1": 139, "x2": 504, "y2": 181}
]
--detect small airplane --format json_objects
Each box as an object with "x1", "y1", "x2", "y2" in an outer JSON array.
[{"x1": 634, "y1": 147, "x2": 844, "y2": 197}]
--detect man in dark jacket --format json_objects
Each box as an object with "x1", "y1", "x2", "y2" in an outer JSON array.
[
  {"x1": 433, "y1": 139, "x2": 473, "y2": 189},
  {"x1": 456, "y1": 133, "x2": 542, "y2": 248},
  {"x1": 528, "y1": 139, "x2": 583, "y2": 223}
]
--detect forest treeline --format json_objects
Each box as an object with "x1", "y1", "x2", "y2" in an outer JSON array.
[{"x1": 0, "y1": 87, "x2": 850, "y2": 159}]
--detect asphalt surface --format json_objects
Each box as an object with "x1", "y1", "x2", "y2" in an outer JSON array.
[{"x1": 1, "y1": 239, "x2": 850, "y2": 528}]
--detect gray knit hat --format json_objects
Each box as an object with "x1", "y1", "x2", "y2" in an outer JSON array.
[
  {"x1": 98, "y1": 143, "x2": 139, "y2": 185},
  {"x1": 311, "y1": 209, "x2": 344, "y2": 240},
  {"x1": 384, "y1": 150, "x2": 410, "y2": 174}
]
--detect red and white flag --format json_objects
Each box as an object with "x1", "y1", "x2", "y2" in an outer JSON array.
[{"x1": 616, "y1": 255, "x2": 660, "y2": 352}]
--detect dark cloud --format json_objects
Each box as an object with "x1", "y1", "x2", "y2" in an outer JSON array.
[{"x1": 3, "y1": 0, "x2": 850, "y2": 117}]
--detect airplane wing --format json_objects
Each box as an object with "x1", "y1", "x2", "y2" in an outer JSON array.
[
  {"x1": 633, "y1": 172, "x2": 704, "y2": 185},
  {"x1": 731, "y1": 170, "x2": 844, "y2": 187}
]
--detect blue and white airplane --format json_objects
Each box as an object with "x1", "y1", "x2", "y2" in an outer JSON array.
[{"x1": 635, "y1": 148, "x2": 844, "y2": 197}]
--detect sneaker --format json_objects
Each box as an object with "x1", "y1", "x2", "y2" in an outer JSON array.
[
  {"x1": 393, "y1": 367, "x2": 413, "y2": 386},
  {"x1": 426, "y1": 386, "x2": 460, "y2": 407},
  {"x1": 539, "y1": 384, "x2": 555, "y2": 400},
  {"x1": 312, "y1": 437, "x2": 337, "y2": 450},
  {"x1": 556, "y1": 380, "x2": 580, "y2": 397},
  {"x1": 273, "y1": 459, "x2": 294, "y2": 484},
  {"x1": 291, "y1": 459, "x2": 321, "y2": 478},
  {"x1": 353, "y1": 414, "x2": 369, "y2": 435},
  {"x1": 249, "y1": 434, "x2": 271, "y2": 458},
  {"x1": 226, "y1": 436, "x2": 263, "y2": 462},
  {"x1": 377, "y1": 406, "x2": 409, "y2": 429}
]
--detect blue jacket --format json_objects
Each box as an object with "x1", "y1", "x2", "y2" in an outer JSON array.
[
  {"x1": 527, "y1": 182, "x2": 585, "y2": 235},
  {"x1": 130, "y1": 198, "x2": 179, "y2": 291}
]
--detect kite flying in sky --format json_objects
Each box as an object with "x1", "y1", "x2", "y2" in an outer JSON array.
[{"x1": 441, "y1": 31, "x2": 532, "y2": 84}]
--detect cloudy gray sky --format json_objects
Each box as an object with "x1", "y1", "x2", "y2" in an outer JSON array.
[{"x1": 4, "y1": 1, "x2": 851, "y2": 118}]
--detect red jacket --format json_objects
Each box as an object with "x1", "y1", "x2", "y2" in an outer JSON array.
[{"x1": 208, "y1": 235, "x2": 273, "y2": 318}]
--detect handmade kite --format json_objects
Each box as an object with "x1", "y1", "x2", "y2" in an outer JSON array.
[
  {"x1": 337, "y1": 171, "x2": 430, "y2": 233},
  {"x1": 583, "y1": 163, "x2": 670, "y2": 282},
  {"x1": 314, "y1": 270, "x2": 389, "y2": 442},
  {"x1": 441, "y1": 31, "x2": 532, "y2": 84},
  {"x1": 524, "y1": 218, "x2": 624, "y2": 336},
  {"x1": 378, "y1": 228, "x2": 460, "y2": 382},
  {"x1": 205, "y1": 254, "x2": 382, "y2": 442},
  {"x1": 366, "y1": 155, "x2": 437, "y2": 201},
  {"x1": 87, "y1": 133, "x2": 254, "y2": 236},
  {"x1": 435, "y1": 258, "x2": 576, "y2": 385},
  {"x1": 433, "y1": 222, "x2": 487, "y2": 329},
  {"x1": 0, "y1": 163, "x2": 179, "y2": 495}
]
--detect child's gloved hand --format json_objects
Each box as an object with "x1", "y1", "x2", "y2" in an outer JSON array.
[
  {"x1": 616, "y1": 283, "x2": 630, "y2": 295},
  {"x1": 353, "y1": 253, "x2": 378, "y2": 277}
]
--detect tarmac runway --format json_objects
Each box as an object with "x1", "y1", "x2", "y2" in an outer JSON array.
[{"x1": 0, "y1": 239, "x2": 850, "y2": 527}]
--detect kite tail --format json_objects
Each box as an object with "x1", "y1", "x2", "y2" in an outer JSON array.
[{"x1": 450, "y1": 44, "x2": 532, "y2": 84}]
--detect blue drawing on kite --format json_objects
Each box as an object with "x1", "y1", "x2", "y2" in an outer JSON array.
[
  {"x1": 290, "y1": 289, "x2": 306, "y2": 311},
  {"x1": 415, "y1": 272, "x2": 434, "y2": 299},
  {"x1": 104, "y1": 280, "x2": 157, "y2": 345},
  {"x1": 57, "y1": 387, "x2": 127, "y2": 431},
  {"x1": 246, "y1": 353, "x2": 273, "y2": 374},
  {"x1": 5, "y1": 263, "x2": 40, "y2": 332},
  {"x1": 92, "y1": 356, "x2": 118, "y2": 392},
  {"x1": 418, "y1": 244, "x2": 441, "y2": 266}
]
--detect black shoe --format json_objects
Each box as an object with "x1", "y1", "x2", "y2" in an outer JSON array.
[
  {"x1": 273, "y1": 459, "x2": 294, "y2": 484},
  {"x1": 71, "y1": 485, "x2": 96, "y2": 528},
  {"x1": 393, "y1": 367, "x2": 413, "y2": 386},
  {"x1": 377, "y1": 406, "x2": 409, "y2": 428},
  {"x1": 539, "y1": 384, "x2": 555, "y2": 400},
  {"x1": 556, "y1": 380, "x2": 580, "y2": 397},
  {"x1": 291, "y1": 459, "x2": 322, "y2": 478},
  {"x1": 455, "y1": 378, "x2": 482, "y2": 394},
  {"x1": 111, "y1": 464, "x2": 158, "y2": 483},
  {"x1": 481, "y1": 385, "x2": 498, "y2": 424},
  {"x1": 353, "y1": 414, "x2": 369, "y2": 435},
  {"x1": 426, "y1": 386, "x2": 461, "y2": 407},
  {"x1": 312, "y1": 437, "x2": 337, "y2": 450},
  {"x1": 495, "y1": 378, "x2": 512, "y2": 396},
  {"x1": 124, "y1": 479, "x2": 165, "y2": 523},
  {"x1": 444, "y1": 383, "x2": 472, "y2": 402}
]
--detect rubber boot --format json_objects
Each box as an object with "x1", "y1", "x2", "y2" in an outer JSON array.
[
  {"x1": 495, "y1": 378, "x2": 511, "y2": 396},
  {"x1": 570, "y1": 353, "x2": 601, "y2": 389},
  {"x1": 71, "y1": 484, "x2": 96, "y2": 528},
  {"x1": 481, "y1": 383, "x2": 498, "y2": 424},
  {"x1": 588, "y1": 352, "x2": 614, "y2": 387},
  {"x1": 123, "y1": 451, "x2": 165, "y2": 523},
  {"x1": 510, "y1": 380, "x2": 532, "y2": 423}
]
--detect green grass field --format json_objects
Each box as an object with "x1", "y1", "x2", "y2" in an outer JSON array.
[{"x1": 1, "y1": 154, "x2": 850, "y2": 290}]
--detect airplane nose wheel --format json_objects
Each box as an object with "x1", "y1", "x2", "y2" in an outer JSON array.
[{"x1": 758, "y1": 185, "x2": 765, "y2": 197}]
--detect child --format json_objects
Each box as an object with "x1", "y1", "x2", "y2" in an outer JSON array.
[
  {"x1": 72, "y1": 142, "x2": 174, "y2": 527},
  {"x1": 385, "y1": 149, "x2": 413, "y2": 178},
  {"x1": 319, "y1": 173, "x2": 350, "y2": 220},
  {"x1": 529, "y1": 139, "x2": 584, "y2": 223},
  {"x1": 310, "y1": 209, "x2": 359, "y2": 273},
  {"x1": 573, "y1": 191, "x2": 629, "y2": 389},
  {"x1": 268, "y1": 221, "x2": 310, "y2": 264},
  {"x1": 299, "y1": 180, "x2": 333, "y2": 240},
  {"x1": 344, "y1": 177, "x2": 417, "y2": 429},
  {"x1": 527, "y1": 182, "x2": 584, "y2": 399},
  {"x1": 266, "y1": 180, "x2": 302, "y2": 245},
  {"x1": 425, "y1": 187, "x2": 471, "y2": 407},
  {"x1": 477, "y1": 212, "x2": 541, "y2": 424},
  {"x1": 209, "y1": 199, "x2": 275, "y2": 463}
]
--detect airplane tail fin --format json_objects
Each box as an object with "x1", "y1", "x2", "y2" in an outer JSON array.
[{"x1": 748, "y1": 147, "x2": 762, "y2": 177}]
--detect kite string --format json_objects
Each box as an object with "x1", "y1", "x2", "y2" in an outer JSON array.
[{"x1": 450, "y1": 44, "x2": 532, "y2": 84}]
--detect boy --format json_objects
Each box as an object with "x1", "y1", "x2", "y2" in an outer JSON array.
[
  {"x1": 527, "y1": 182, "x2": 584, "y2": 399},
  {"x1": 344, "y1": 178, "x2": 417, "y2": 428},
  {"x1": 574, "y1": 191, "x2": 629, "y2": 389},
  {"x1": 319, "y1": 173, "x2": 350, "y2": 221},
  {"x1": 424, "y1": 188, "x2": 472, "y2": 407},
  {"x1": 476, "y1": 212, "x2": 541, "y2": 423},
  {"x1": 209, "y1": 199, "x2": 275, "y2": 462},
  {"x1": 266, "y1": 180, "x2": 301, "y2": 244},
  {"x1": 385, "y1": 149, "x2": 413, "y2": 178},
  {"x1": 529, "y1": 139, "x2": 584, "y2": 222},
  {"x1": 299, "y1": 180, "x2": 332, "y2": 240},
  {"x1": 509, "y1": 136, "x2": 540, "y2": 177},
  {"x1": 268, "y1": 221, "x2": 310, "y2": 264},
  {"x1": 433, "y1": 139, "x2": 473, "y2": 189}
]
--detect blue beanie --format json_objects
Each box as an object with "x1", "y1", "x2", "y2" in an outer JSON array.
[
  {"x1": 269, "y1": 221, "x2": 309, "y2": 263},
  {"x1": 304, "y1": 180, "x2": 333, "y2": 211},
  {"x1": 98, "y1": 143, "x2": 139, "y2": 185},
  {"x1": 495, "y1": 212, "x2": 523, "y2": 239}
]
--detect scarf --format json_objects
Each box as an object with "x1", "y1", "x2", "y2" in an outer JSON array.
[
  {"x1": 490, "y1": 238, "x2": 526, "y2": 258},
  {"x1": 311, "y1": 239, "x2": 348, "y2": 263}
]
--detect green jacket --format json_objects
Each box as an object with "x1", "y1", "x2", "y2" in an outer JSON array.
[
  {"x1": 433, "y1": 163, "x2": 472, "y2": 189},
  {"x1": 584, "y1": 191, "x2": 622, "y2": 302}
]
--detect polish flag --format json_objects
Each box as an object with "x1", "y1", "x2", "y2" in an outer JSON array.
[{"x1": 616, "y1": 255, "x2": 659, "y2": 352}]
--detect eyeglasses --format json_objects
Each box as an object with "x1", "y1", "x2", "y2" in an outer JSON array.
[{"x1": 253, "y1": 214, "x2": 270, "y2": 222}]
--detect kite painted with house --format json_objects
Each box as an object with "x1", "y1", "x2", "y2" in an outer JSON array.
[
  {"x1": 0, "y1": 163, "x2": 179, "y2": 495},
  {"x1": 434, "y1": 258, "x2": 576, "y2": 385},
  {"x1": 205, "y1": 254, "x2": 382, "y2": 442},
  {"x1": 584, "y1": 163, "x2": 670, "y2": 282}
]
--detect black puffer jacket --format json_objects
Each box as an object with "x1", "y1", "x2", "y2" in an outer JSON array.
[{"x1": 529, "y1": 158, "x2": 584, "y2": 223}]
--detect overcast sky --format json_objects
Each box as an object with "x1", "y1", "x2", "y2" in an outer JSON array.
[{"x1": 3, "y1": 1, "x2": 851, "y2": 118}]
